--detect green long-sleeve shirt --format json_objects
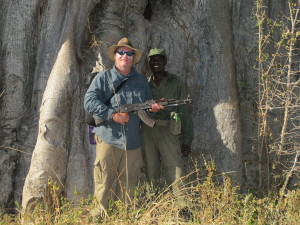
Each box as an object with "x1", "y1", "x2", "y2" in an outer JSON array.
[{"x1": 148, "y1": 72, "x2": 194, "y2": 146}]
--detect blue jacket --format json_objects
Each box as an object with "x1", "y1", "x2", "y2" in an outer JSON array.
[{"x1": 84, "y1": 66, "x2": 153, "y2": 150}]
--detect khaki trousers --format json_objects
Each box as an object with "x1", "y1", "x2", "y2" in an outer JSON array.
[
  {"x1": 141, "y1": 124, "x2": 185, "y2": 193},
  {"x1": 91, "y1": 135, "x2": 143, "y2": 217}
]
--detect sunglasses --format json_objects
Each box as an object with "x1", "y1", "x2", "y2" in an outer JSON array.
[{"x1": 116, "y1": 50, "x2": 135, "y2": 56}]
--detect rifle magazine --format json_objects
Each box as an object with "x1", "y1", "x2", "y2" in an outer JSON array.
[{"x1": 137, "y1": 110, "x2": 156, "y2": 127}]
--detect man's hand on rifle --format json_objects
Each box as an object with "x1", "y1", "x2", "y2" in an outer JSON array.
[
  {"x1": 149, "y1": 103, "x2": 164, "y2": 112},
  {"x1": 112, "y1": 112, "x2": 129, "y2": 125},
  {"x1": 148, "y1": 98, "x2": 165, "y2": 112}
]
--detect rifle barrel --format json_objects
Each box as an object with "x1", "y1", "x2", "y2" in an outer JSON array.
[{"x1": 116, "y1": 98, "x2": 192, "y2": 113}]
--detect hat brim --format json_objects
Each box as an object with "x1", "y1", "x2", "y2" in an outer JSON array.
[{"x1": 108, "y1": 45, "x2": 143, "y2": 64}]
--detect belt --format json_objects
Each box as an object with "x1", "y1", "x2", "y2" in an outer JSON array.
[{"x1": 155, "y1": 119, "x2": 170, "y2": 127}]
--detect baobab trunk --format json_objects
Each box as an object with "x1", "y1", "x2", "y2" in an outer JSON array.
[
  {"x1": 0, "y1": 0, "x2": 249, "y2": 211},
  {"x1": 21, "y1": 0, "x2": 97, "y2": 210}
]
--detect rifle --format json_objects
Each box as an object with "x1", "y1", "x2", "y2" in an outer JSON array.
[{"x1": 94, "y1": 97, "x2": 193, "y2": 127}]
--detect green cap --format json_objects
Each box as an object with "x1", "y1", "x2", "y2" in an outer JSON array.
[{"x1": 147, "y1": 48, "x2": 167, "y2": 59}]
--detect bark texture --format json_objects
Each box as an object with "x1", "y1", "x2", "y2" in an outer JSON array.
[{"x1": 0, "y1": 0, "x2": 283, "y2": 210}]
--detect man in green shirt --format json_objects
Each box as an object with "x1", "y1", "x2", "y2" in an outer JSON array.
[{"x1": 141, "y1": 48, "x2": 194, "y2": 194}]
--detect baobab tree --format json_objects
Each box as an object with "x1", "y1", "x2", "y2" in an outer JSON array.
[{"x1": 2, "y1": 0, "x2": 278, "y2": 211}]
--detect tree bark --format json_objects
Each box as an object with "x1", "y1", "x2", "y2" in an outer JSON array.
[{"x1": 20, "y1": 0, "x2": 100, "y2": 210}]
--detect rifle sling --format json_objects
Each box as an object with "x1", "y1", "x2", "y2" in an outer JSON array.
[
  {"x1": 105, "y1": 78, "x2": 128, "y2": 105},
  {"x1": 93, "y1": 78, "x2": 128, "y2": 125},
  {"x1": 87, "y1": 76, "x2": 128, "y2": 126}
]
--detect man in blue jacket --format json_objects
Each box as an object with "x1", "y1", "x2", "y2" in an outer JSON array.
[{"x1": 84, "y1": 38, "x2": 162, "y2": 218}]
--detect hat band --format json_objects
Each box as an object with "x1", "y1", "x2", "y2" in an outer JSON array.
[{"x1": 118, "y1": 42, "x2": 133, "y2": 47}]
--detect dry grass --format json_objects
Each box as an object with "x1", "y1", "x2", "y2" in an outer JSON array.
[{"x1": 1, "y1": 160, "x2": 299, "y2": 225}]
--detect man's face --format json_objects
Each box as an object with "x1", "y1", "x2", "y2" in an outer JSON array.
[
  {"x1": 114, "y1": 46, "x2": 135, "y2": 71},
  {"x1": 148, "y1": 55, "x2": 167, "y2": 73}
]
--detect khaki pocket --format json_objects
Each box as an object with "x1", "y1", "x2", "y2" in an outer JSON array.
[
  {"x1": 170, "y1": 118, "x2": 181, "y2": 135},
  {"x1": 94, "y1": 158, "x2": 100, "y2": 166},
  {"x1": 93, "y1": 160, "x2": 104, "y2": 184},
  {"x1": 94, "y1": 136, "x2": 103, "y2": 165},
  {"x1": 94, "y1": 135, "x2": 103, "y2": 144}
]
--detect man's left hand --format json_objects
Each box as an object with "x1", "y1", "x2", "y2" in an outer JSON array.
[
  {"x1": 181, "y1": 144, "x2": 191, "y2": 157},
  {"x1": 149, "y1": 103, "x2": 164, "y2": 112}
]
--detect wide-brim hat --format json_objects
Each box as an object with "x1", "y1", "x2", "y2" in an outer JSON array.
[{"x1": 108, "y1": 38, "x2": 143, "y2": 64}]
